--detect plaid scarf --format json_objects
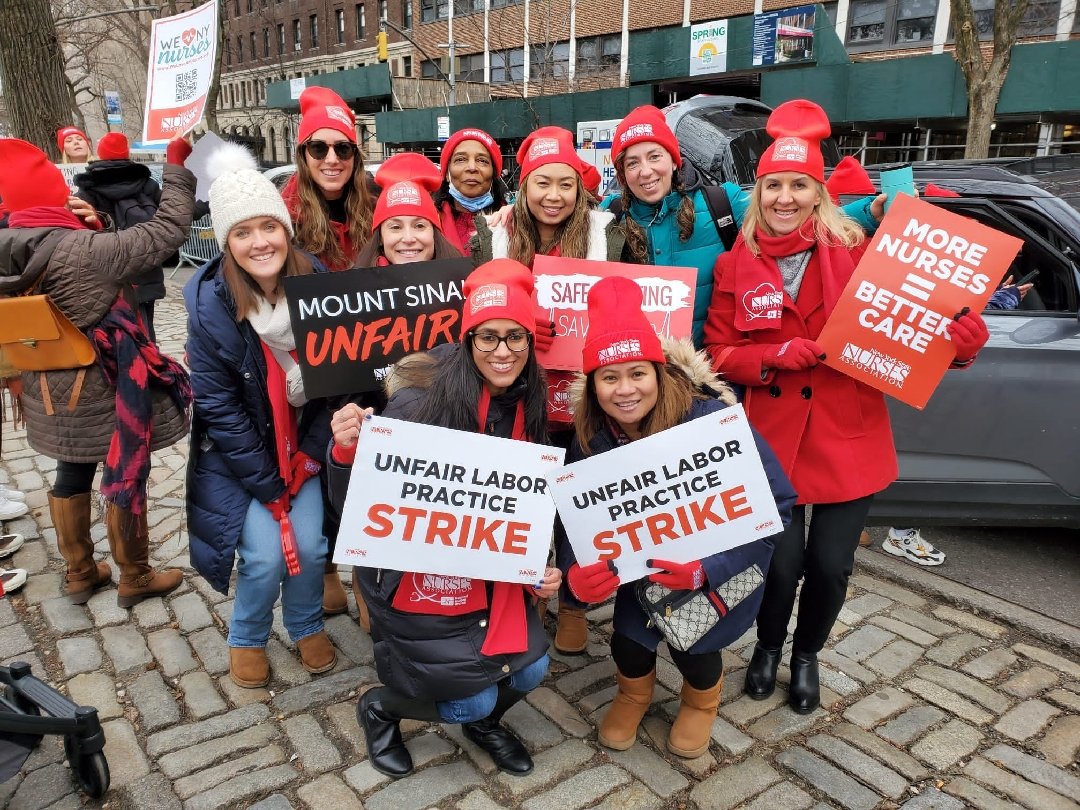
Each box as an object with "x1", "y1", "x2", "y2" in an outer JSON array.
[{"x1": 91, "y1": 296, "x2": 192, "y2": 513}]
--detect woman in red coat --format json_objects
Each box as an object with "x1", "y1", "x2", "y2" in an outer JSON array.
[{"x1": 703, "y1": 100, "x2": 989, "y2": 714}]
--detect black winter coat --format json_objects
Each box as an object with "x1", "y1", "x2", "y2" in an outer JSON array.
[{"x1": 183, "y1": 254, "x2": 332, "y2": 594}]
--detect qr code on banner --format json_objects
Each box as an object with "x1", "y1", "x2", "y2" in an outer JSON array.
[{"x1": 174, "y1": 70, "x2": 197, "y2": 103}]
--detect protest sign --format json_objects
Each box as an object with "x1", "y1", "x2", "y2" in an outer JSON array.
[
  {"x1": 283, "y1": 258, "x2": 472, "y2": 399},
  {"x1": 546, "y1": 405, "x2": 783, "y2": 584},
  {"x1": 817, "y1": 194, "x2": 1021, "y2": 409},
  {"x1": 532, "y1": 256, "x2": 696, "y2": 372},
  {"x1": 142, "y1": 1, "x2": 219, "y2": 143},
  {"x1": 335, "y1": 416, "x2": 565, "y2": 584}
]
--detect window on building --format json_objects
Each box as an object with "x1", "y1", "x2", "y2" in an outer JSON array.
[
  {"x1": 402, "y1": 54, "x2": 413, "y2": 75},
  {"x1": 847, "y1": 0, "x2": 938, "y2": 48},
  {"x1": 225, "y1": 40, "x2": 232, "y2": 65},
  {"x1": 378, "y1": 0, "x2": 388, "y2": 21},
  {"x1": 576, "y1": 34, "x2": 620, "y2": 76},
  {"x1": 241, "y1": 82, "x2": 247, "y2": 106},
  {"x1": 247, "y1": 0, "x2": 253, "y2": 11},
  {"x1": 896, "y1": 0, "x2": 936, "y2": 43},
  {"x1": 294, "y1": 19, "x2": 302, "y2": 50},
  {"x1": 421, "y1": 58, "x2": 441, "y2": 78},
  {"x1": 356, "y1": 4, "x2": 366, "y2": 38},
  {"x1": 278, "y1": 23, "x2": 286, "y2": 54},
  {"x1": 336, "y1": 9, "x2": 345, "y2": 43},
  {"x1": 421, "y1": 0, "x2": 449, "y2": 22},
  {"x1": 454, "y1": 0, "x2": 483, "y2": 14},
  {"x1": 250, "y1": 32, "x2": 257, "y2": 60},
  {"x1": 263, "y1": 28, "x2": 271, "y2": 57},
  {"x1": 490, "y1": 0, "x2": 523, "y2": 7},
  {"x1": 234, "y1": 0, "x2": 240, "y2": 15},
  {"x1": 530, "y1": 41, "x2": 570, "y2": 80},
  {"x1": 491, "y1": 48, "x2": 524, "y2": 83},
  {"x1": 455, "y1": 52, "x2": 484, "y2": 82},
  {"x1": 403, "y1": 0, "x2": 413, "y2": 28},
  {"x1": 949, "y1": 0, "x2": 1058, "y2": 41},
  {"x1": 310, "y1": 15, "x2": 319, "y2": 47},
  {"x1": 237, "y1": 35, "x2": 244, "y2": 62},
  {"x1": 822, "y1": 1, "x2": 839, "y2": 27},
  {"x1": 848, "y1": 0, "x2": 886, "y2": 44}
]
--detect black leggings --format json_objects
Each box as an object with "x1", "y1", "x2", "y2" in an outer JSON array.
[
  {"x1": 755, "y1": 496, "x2": 874, "y2": 654},
  {"x1": 53, "y1": 461, "x2": 98, "y2": 498},
  {"x1": 612, "y1": 632, "x2": 724, "y2": 690}
]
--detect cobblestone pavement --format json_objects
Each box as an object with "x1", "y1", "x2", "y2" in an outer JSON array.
[{"x1": 2, "y1": 281, "x2": 1078, "y2": 810}]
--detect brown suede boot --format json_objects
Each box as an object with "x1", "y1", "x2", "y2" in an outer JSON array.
[
  {"x1": 229, "y1": 647, "x2": 270, "y2": 688},
  {"x1": 667, "y1": 676, "x2": 723, "y2": 759},
  {"x1": 323, "y1": 560, "x2": 348, "y2": 615},
  {"x1": 297, "y1": 630, "x2": 337, "y2": 674},
  {"x1": 598, "y1": 669, "x2": 656, "y2": 750},
  {"x1": 351, "y1": 567, "x2": 371, "y2": 633},
  {"x1": 554, "y1": 604, "x2": 588, "y2": 654},
  {"x1": 48, "y1": 492, "x2": 111, "y2": 604},
  {"x1": 106, "y1": 502, "x2": 183, "y2": 608}
]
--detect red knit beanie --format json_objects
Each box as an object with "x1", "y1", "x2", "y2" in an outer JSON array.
[
  {"x1": 756, "y1": 99, "x2": 831, "y2": 182},
  {"x1": 440, "y1": 128, "x2": 503, "y2": 178},
  {"x1": 516, "y1": 127, "x2": 582, "y2": 184},
  {"x1": 297, "y1": 87, "x2": 357, "y2": 144},
  {"x1": 460, "y1": 259, "x2": 537, "y2": 338},
  {"x1": 0, "y1": 139, "x2": 74, "y2": 211},
  {"x1": 582, "y1": 277, "x2": 665, "y2": 374},
  {"x1": 825, "y1": 156, "x2": 875, "y2": 203},
  {"x1": 582, "y1": 163, "x2": 602, "y2": 200},
  {"x1": 612, "y1": 106, "x2": 681, "y2": 166},
  {"x1": 56, "y1": 126, "x2": 89, "y2": 155},
  {"x1": 96, "y1": 132, "x2": 130, "y2": 161},
  {"x1": 372, "y1": 153, "x2": 443, "y2": 231}
]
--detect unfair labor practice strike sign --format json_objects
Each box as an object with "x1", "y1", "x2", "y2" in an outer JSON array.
[
  {"x1": 816, "y1": 195, "x2": 1022, "y2": 409},
  {"x1": 284, "y1": 258, "x2": 472, "y2": 399},
  {"x1": 546, "y1": 405, "x2": 783, "y2": 584},
  {"x1": 335, "y1": 417, "x2": 565, "y2": 584}
]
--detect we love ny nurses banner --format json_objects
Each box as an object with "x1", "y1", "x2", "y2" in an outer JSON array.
[
  {"x1": 546, "y1": 405, "x2": 782, "y2": 584},
  {"x1": 816, "y1": 195, "x2": 1021, "y2": 409},
  {"x1": 142, "y1": 0, "x2": 219, "y2": 143},
  {"x1": 335, "y1": 417, "x2": 565, "y2": 584}
]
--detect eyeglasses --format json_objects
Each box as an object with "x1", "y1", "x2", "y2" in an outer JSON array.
[
  {"x1": 469, "y1": 331, "x2": 531, "y2": 353},
  {"x1": 303, "y1": 140, "x2": 357, "y2": 161}
]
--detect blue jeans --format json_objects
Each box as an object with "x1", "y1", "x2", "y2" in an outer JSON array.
[
  {"x1": 227, "y1": 478, "x2": 327, "y2": 648},
  {"x1": 436, "y1": 654, "x2": 549, "y2": 723}
]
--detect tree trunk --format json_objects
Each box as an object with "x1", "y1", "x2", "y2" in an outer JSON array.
[
  {"x1": 0, "y1": 0, "x2": 75, "y2": 159},
  {"x1": 204, "y1": 0, "x2": 225, "y2": 133},
  {"x1": 964, "y1": 81, "x2": 998, "y2": 158}
]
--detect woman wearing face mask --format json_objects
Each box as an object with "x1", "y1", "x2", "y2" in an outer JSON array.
[
  {"x1": 327, "y1": 260, "x2": 561, "y2": 779},
  {"x1": 435, "y1": 129, "x2": 510, "y2": 254},
  {"x1": 557, "y1": 276, "x2": 794, "y2": 759},
  {"x1": 703, "y1": 100, "x2": 989, "y2": 714},
  {"x1": 57, "y1": 127, "x2": 93, "y2": 163},
  {"x1": 184, "y1": 144, "x2": 337, "y2": 689}
]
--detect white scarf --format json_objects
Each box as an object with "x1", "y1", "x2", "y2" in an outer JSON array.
[{"x1": 246, "y1": 295, "x2": 307, "y2": 407}]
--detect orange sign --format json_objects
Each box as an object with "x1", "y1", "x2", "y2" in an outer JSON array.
[{"x1": 817, "y1": 195, "x2": 1021, "y2": 409}]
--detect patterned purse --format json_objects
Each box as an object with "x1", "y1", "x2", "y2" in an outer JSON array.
[{"x1": 635, "y1": 564, "x2": 766, "y2": 652}]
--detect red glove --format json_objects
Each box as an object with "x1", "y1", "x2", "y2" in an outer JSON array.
[
  {"x1": 762, "y1": 338, "x2": 824, "y2": 371},
  {"x1": 533, "y1": 308, "x2": 555, "y2": 353},
  {"x1": 947, "y1": 308, "x2": 989, "y2": 365},
  {"x1": 287, "y1": 451, "x2": 322, "y2": 498},
  {"x1": 566, "y1": 560, "x2": 620, "y2": 603},
  {"x1": 647, "y1": 559, "x2": 705, "y2": 591},
  {"x1": 166, "y1": 137, "x2": 192, "y2": 167},
  {"x1": 264, "y1": 496, "x2": 290, "y2": 523}
]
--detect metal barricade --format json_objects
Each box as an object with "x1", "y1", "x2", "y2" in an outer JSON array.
[{"x1": 169, "y1": 215, "x2": 221, "y2": 277}]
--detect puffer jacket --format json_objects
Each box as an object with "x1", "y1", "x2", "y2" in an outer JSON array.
[
  {"x1": 326, "y1": 344, "x2": 549, "y2": 701},
  {"x1": 183, "y1": 252, "x2": 332, "y2": 594},
  {"x1": 0, "y1": 164, "x2": 195, "y2": 462},
  {"x1": 75, "y1": 160, "x2": 166, "y2": 304},
  {"x1": 557, "y1": 339, "x2": 797, "y2": 655}
]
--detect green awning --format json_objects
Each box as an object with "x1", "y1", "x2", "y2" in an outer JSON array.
[{"x1": 265, "y1": 64, "x2": 392, "y2": 111}]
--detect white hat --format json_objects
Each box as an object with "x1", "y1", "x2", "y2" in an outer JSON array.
[{"x1": 208, "y1": 142, "x2": 294, "y2": 250}]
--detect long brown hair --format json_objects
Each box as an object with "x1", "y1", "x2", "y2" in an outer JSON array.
[
  {"x1": 741, "y1": 177, "x2": 865, "y2": 255},
  {"x1": 221, "y1": 244, "x2": 315, "y2": 321},
  {"x1": 614, "y1": 158, "x2": 696, "y2": 264},
  {"x1": 353, "y1": 227, "x2": 463, "y2": 267},
  {"x1": 291, "y1": 147, "x2": 374, "y2": 268},
  {"x1": 573, "y1": 361, "x2": 696, "y2": 454},
  {"x1": 506, "y1": 173, "x2": 592, "y2": 267}
]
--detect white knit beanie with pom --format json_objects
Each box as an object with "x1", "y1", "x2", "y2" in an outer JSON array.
[{"x1": 207, "y1": 142, "x2": 294, "y2": 250}]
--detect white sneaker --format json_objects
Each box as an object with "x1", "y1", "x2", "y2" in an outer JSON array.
[
  {"x1": 883, "y1": 528, "x2": 945, "y2": 566},
  {"x1": 0, "y1": 496, "x2": 28, "y2": 521},
  {"x1": 0, "y1": 484, "x2": 26, "y2": 502},
  {"x1": 0, "y1": 533, "x2": 24, "y2": 558},
  {"x1": 0, "y1": 567, "x2": 28, "y2": 594}
]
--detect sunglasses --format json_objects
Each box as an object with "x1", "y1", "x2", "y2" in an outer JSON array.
[{"x1": 303, "y1": 140, "x2": 357, "y2": 161}]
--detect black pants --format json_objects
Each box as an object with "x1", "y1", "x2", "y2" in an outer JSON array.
[
  {"x1": 53, "y1": 461, "x2": 98, "y2": 498},
  {"x1": 612, "y1": 632, "x2": 724, "y2": 690},
  {"x1": 755, "y1": 496, "x2": 873, "y2": 654}
]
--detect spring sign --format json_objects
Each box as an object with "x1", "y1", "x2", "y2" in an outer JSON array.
[{"x1": 690, "y1": 19, "x2": 729, "y2": 76}]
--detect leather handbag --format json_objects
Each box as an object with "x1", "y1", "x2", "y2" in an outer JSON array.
[{"x1": 0, "y1": 295, "x2": 96, "y2": 372}]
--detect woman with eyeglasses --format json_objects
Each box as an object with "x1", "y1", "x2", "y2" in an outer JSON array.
[
  {"x1": 327, "y1": 260, "x2": 561, "y2": 779},
  {"x1": 435, "y1": 128, "x2": 510, "y2": 254}
]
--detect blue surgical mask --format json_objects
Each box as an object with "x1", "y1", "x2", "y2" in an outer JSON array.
[{"x1": 448, "y1": 182, "x2": 495, "y2": 213}]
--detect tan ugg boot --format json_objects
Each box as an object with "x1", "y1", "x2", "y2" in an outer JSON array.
[
  {"x1": 49, "y1": 492, "x2": 111, "y2": 604},
  {"x1": 297, "y1": 630, "x2": 337, "y2": 674},
  {"x1": 229, "y1": 647, "x2": 270, "y2": 688},
  {"x1": 351, "y1": 567, "x2": 371, "y2": 633},
  {"x1": 106, "y1": 502, "x2": 183, "y2": 608},
  {"x1": 597, "y1": 669, "x2": 656, "y2": 750},
  {"x1": 323, "y1": 560, "x2": 348, "y2": 615},
  {"x1": 667, "y1": 676, "x2": 723, "y2": 758},
  {"x1": 554, "y1": 604, "x2": 588, "y2": 654}
]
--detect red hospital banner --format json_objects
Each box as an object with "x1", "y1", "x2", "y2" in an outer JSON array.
[{"x1": 816, "y1": 195, "x2": 1021, "y2": 409}]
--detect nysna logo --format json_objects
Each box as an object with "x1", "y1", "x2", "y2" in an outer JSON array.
[
  {"x1": 370, "y1": 425, "x2": 393, "y2": 435},
  {"x1": 719, "y1": 413, "x2": 739, "y2": 424},
  {"x1": 619, "y1": 123, "x2": 654, "y2": 144},
  {"x1": 470, "y1": 283, "x2": 506, "y2": 314},
  {"x1": 528, "y1": 137, "x2": 560, "y2": 161},
  {"x1": 741, "y1": 282, "x2": 783, "y2": 320},
  {"x1": 325, "y1": 105, "x2": 354, "y2": 130},
  {"x1": 540, "y1": 453, "x2": 560, "y2": 462},
  {"x1": 518, "y1": 568, "x2": 538, "y2": 578},
  {"x1": 556, "y1": 471, "x2": 575, "y2": 483},
  {"x1": 460, "y1": 129, "x2": 494, "y2": 148},
  {"x1": 840, "y1": 342, "x2": 911, "y2": 388},
  {"x1": 413, "y1": 573, "x2": 473, "y2": 607},
  {"x1": 596, "y1": 339, "x2": 642, "y2": 364},
  {"x1": 773, "y1": 137, "x2": 809, "y2": 163},
  {"x1": 387, "y1": 182, "x2": 421, "y2": 207}
]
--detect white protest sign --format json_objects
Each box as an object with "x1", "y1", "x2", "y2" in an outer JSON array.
[
  {"x1": 335, "y1": 416, "x2": 565, "y2": 584},
  {"x1": 142, "y1": 0, "x2": 219, "y2": 143},
  {"x1": 547, "y1": 405, "x2": 782, "y2": 583}
]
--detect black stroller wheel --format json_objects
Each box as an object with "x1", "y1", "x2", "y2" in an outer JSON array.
[{"x1": 65, "y1": 737, "x2": 110, "y2": 798}]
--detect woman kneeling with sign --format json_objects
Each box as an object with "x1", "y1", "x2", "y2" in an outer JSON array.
[
  {"x1": 327, "y1": 259, "x2": 561, "y2": 778},
  {"x1": 558, "y1": 276, "x2": 795, "y2": 758}
]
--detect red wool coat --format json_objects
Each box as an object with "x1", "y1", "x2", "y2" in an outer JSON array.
[{"x1": 703, "y1": 242, "x2": 898, "y2": 505}]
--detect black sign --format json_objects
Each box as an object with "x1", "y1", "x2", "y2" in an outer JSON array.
[{"x1": 283, "y1": 258, "x2": 472, "y2": 398}]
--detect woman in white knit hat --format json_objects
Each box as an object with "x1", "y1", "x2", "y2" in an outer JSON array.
[{"x1": 182, "y1": 143, "x2": 338, "y2": 689}]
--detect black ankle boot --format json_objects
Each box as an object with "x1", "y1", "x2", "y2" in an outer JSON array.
[
  {"x1": 462, "y1": 684, "x2": 533, "y2": 775},
  {"x1": 356, "y1": 687, "x2": 440, "y2": 778},
  {"x1": 788, "y1": 650, "x2": 820, "y2": 714},
  {"x1": 744, "y1": 644, "x2": 783, "y2": 700}
]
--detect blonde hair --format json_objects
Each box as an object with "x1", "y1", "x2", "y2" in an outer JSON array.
[
  {"x1": 614, "y1": 156, "x2": 696, "y2": 264},
  {"x1": 506, "y1": 172, "x2": 592, "y2": 267},
  {"x1": 292, "y1": 147, "x2": 374, "y2": 268},
  {"x1": 741, "y1": 176, "x2": 865, "y2": 255}
]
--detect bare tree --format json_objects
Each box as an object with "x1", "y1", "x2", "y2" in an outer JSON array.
[{"x1": 951, "y1": 0, "x2": 1031, "y2": 159}]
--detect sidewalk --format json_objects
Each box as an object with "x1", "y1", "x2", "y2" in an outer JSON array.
[{"x1": 1, "y1": 281, "x2": 1078, "y2": 810}]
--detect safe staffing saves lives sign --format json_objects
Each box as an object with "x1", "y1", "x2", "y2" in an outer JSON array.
[
  {"x1": 142, "y1": 0, "x2": 219, "y2": 143},
  {"x1": 816, "y1": 195, "x2": 1021, "y2": 409}
]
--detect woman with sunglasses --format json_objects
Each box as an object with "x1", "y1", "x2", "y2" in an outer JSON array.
[
  {"x1": 435, "y1": 128, "x2": 510, "y2": 254},
  {"x1": 327, "y1": 260, "x2": 561, "y2": 779}
]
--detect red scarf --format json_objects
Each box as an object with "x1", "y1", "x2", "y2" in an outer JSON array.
[
  {"x1": 732, "y1": 222, "x2": 815, "y2": 330},
  {"x1": 440, "y1": 201, "x2": 477, "y2": 254},
  {"x1": 8, "y1": 206, "x2": 95, "y2": 231},
  {"x1": 261, "y1": 342, "x2": 301, "y2": 575}
]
